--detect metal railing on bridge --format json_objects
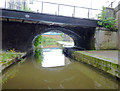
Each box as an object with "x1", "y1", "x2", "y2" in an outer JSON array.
[{"x1": 2, "y1": 0, "x2": 102, "y2": 19}]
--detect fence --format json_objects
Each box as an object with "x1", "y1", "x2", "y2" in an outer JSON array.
[{"x1": 3, "y1": 0, "x2": 102, "y2": 19}]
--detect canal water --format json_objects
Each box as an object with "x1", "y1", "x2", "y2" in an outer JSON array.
[{"x1": 2, "y1": 47, "x2": 119, "y2": 89}]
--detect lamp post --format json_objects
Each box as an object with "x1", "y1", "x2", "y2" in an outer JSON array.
[
  {"x1": 29, "y1": 0, "x2": 33, "y2": 4},
  {"x1": 5, "y1": 0, "x2": 6, "y2": 8},
  {"x1": 108, "y1": 0, "x2": 116, "y2": 8},
  {"x1": 90, "y1": 0, "x2": 92, "y2": 18}
]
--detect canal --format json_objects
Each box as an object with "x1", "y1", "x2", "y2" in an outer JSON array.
[{"x1": 2, "y1": 48, "x2": 118, "y2": 89}]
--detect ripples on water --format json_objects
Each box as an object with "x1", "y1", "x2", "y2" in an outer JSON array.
[{"x1": 2, "y1": 48, "x2": 119, "y2": 89}]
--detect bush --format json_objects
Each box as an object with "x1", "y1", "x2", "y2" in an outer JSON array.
[
  {"x1": 97, "y1": 7, "x2": 118, "y2": 31},
  {"x1": 34, "y1": 35, "x2": 42, "y2": 47}
]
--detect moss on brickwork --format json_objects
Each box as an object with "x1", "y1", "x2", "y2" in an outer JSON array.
[{"x1": 72, "y1": 51, "x2": 120, "y2": 78}]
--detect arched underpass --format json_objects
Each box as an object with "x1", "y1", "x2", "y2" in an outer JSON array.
[
  {"x1": 2, "y1": 21, "x2": 96, "y2": 52},
  {"x1": 32, "y1": 27, "x2": 82, "y2": 48}
]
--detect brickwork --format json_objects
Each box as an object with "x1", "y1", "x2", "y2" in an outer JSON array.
[{"x1": 42, "y1": 35, "x2": 62, "y2": 40}]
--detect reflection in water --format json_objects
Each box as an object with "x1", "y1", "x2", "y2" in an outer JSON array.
[
  {"x1": 34, "y1": 34, "x2": 66, "y2": 67},
  {"x1": 2, "y1": 65, "x2": 19, "y2": 85},
  {"x1": 42, "y1": 48, "x2": 65, "y2": 67},
  {"x1": 2, "y1": 48, "x2": 119, "y2": 89},
  {"x1": 34, "y1": 47, "x2": 43, "y2": 65},
  {"x1": 34, "y1": 46, "x2": 65, "y2": 67}
]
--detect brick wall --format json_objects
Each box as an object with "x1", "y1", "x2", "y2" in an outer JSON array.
[{"x1": 42, "y1": 35, "x2": 62, "y2": 40}]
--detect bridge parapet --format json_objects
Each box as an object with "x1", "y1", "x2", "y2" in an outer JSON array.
[
  {"x1": 1, "y1": 1, "x2": 101, "y2": 19},
  {"x1": 0, "y1": 8, "x2": 98, "y2": 28}
]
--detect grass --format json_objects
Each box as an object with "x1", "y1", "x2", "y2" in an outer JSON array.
[
  {"x1": 0, "y1": 49, "x2": 21, "y2": 66},
  {"x1": 38, "y1": 36, "x2": 62, "y2": 47}
]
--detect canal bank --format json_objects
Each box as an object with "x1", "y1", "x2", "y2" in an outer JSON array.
[
  {"x1": 71, "y1": 50, "x2": 120, "y2": 79},
  {"x1": 0, "y1": 51, "x2": 25, "y2": 72}
]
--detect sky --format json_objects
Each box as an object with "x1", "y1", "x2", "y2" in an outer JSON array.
[
  {"x1": 0, "y1": 0, "x2": 120, "y2": 19},
  {"x1": 27, "y1": 0, "x2": 120, "y2": 19},
  {"x1": 28, "y1": 0, "x2": 120, "y2": 11},
  {"x1": 28, "y1": 0, "x2": 120, "y2": 8}
]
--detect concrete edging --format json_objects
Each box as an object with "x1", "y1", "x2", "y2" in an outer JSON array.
[{"x1": 72, "y1": 51, "x2": 120, "y2": 78}]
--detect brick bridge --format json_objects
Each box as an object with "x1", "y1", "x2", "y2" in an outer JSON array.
[{"x1": 1, "y1": 8, "x2": 98, "y2": 52}]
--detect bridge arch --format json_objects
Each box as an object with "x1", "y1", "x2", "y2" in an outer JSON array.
[
  {"x1": 2, "y1": 21, "x2": 96, "y2": 52},
  {"x1": 32, "y1": 27, "x2": 84, "y2": 50}
]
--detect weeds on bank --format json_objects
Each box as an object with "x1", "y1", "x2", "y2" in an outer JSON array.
[{"x1": 0, "y1": 49, "x2": 20, "y2": 66}]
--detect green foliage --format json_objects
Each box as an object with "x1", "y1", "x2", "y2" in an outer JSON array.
[
  {"x1": 34, "y1": 35, "x2": 42, "y2": 47},
  {"x1": 41, "y1": 37, "x2": 58, "y2": 47},
  {"x1": 41, "y1": 36, "x2": 62, "y2": 47},
  {"x1": 97, "y1": 7, "x2": 118, "y2": 31},
  {"x1": 34, "y1": 47, "x2": 43, "y2": 65},
  {"x1": 34, "y1": 35, "x2": 43, "y2": 65},
  {"x1": 0, "y1": 49, "x2": 20, "y2": 65},
  {"x1": 34, "y1": 47, "x2": 43, "y2": 59},
  {"x1": 60, "y1": 33, "x2": 63, "y2": 37}
]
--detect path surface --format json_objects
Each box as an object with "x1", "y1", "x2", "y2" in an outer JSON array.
[{"x1": 80, "y1": 50, "x2": 119, "y2": 64}]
